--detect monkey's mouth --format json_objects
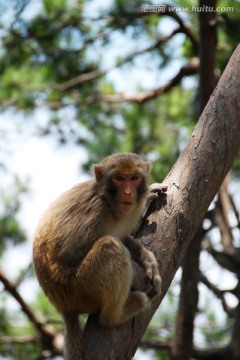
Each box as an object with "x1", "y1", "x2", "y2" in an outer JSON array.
[{"x1": 120, "y1": 201, "x2": 135, "y2": 210}]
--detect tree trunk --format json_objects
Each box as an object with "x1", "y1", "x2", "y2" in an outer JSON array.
[{"x1": 83, "y1": 44, "x2": 240, "y2": 360}]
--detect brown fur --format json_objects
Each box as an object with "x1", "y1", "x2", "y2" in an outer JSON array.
[{"x1": 33, "y1": 153, "x2": 161, "y2": 360}]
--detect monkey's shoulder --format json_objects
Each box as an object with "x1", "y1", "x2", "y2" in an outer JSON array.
[
  {"x1": 36, "y1": 180, "x2": 108, "y2": 238},
  {"x1": 46, "y1": 180, "x2": 101, "y2": 215}
]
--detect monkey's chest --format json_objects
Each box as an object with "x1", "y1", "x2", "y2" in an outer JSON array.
[{"x1": 104, "y1": 217, "x2": 138, "y2": 239}]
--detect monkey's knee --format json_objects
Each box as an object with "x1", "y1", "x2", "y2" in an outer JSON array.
[
  {"x1": 90, "y1": 236, "x2": 132, "y2": 277},
  {"x1": 79, "y1": 235, "x2": 132, "y2": 301}
]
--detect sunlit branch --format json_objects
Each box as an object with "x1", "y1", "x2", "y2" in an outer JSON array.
[{"x1": 100, "y1": 59, "x2": 199, "y2": 103}]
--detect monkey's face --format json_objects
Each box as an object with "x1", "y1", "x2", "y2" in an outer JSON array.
[
  {"x1": 104, "y1": 170, "x2": 148, "y2": 217},
  {"x1": 111, "y1": 173, "x2": 143, "y2": 213},
  {"x1": 93, "y1": 153, "x2": 151, "y2": 217}
]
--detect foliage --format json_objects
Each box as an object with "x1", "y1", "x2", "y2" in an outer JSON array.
[{"x1": 0, "y1": 174, "x2": 28, "y2": 255}]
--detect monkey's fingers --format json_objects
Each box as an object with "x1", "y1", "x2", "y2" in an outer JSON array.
[
  {"x1": 152, "y1": 272, "x2": 161, "y2": 295},
  {"x1": 148, "y1": 260, "x2": 161, "y2": 295},
  {"x1": 149, "y1": 183, "x2": 168, "y2": 194}
]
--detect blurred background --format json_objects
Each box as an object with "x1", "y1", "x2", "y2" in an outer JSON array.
[{"x1": 0, "y1": 0, "x2": 240, "y2": 359}]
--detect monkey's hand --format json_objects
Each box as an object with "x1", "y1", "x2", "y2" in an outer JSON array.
[
  {"x1": 141, "y1": 247, "x2": 161, "y2": 299},
  {"x1": 143, "y1": 183, "x2": 168, "y2": 219},
  {"x1": 148, "y1": 183, "x2": 168, "y2": 202}
]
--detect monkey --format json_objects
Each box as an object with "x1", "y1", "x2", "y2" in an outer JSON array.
[{"x1": 33, "y1": 152, "x2": 167, "y2": 360}]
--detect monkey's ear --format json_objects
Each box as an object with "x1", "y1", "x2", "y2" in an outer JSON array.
[
  {"x1": 93, "y1": 165, "x2": 104, "y2": 182},
  {"x1": 143, "y1": 161, "x2": 152, "y2": 174}
]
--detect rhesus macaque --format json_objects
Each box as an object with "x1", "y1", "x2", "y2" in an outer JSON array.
[{"x1": 33, "y1": 153, "x2": 167, "y2": 360}]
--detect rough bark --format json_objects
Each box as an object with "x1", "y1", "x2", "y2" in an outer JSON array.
[{"x1": 83, "y1": 44, "x2": 240, "y2": 360}]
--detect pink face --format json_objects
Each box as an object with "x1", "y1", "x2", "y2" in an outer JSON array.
[{"x1": 111, "y1": 173, "x2": 143, "y2": 212}]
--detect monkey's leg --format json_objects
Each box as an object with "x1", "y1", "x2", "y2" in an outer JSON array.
[{"x1": 79, "y1": 236, "x2": 150, "y2": 327}]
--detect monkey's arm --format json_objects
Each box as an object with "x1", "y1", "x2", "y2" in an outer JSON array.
[{"x1": 124, "y1": 237, "x2": 161, "y2": 298}]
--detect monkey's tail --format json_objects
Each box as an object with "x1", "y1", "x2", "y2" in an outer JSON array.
[{"x1": 63, "y1": 312, "x2": 84, "y2": 360}]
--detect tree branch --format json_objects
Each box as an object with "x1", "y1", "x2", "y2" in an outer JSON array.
[
  {"x1": 101, "y1": 59, "x2": 199, "y2": 103},
  {"x1": 0, "y1": 271, "x2": 57, "y2": 350},
  {"x1": 0, "y1": 335, "x2": 38, "y2": 344},
  {"x1": 134, "y1": 4, "x2": 199, "y2": 53},
  {"x1": 200, "y1": 273, "x2": 234, "y2": 316},
  {"x1": 140, "y1": 338, "x2": 173, "y2": 351},
  {"x1": 160, "y1": 5, "x2": 199, "y2": 53}
]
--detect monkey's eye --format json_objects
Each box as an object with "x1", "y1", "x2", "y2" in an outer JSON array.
[
  {"x1": 130, "y1": 175, "x2": 141, "y2": 181},
  {"x1": 114, "y1": 175, "x2": 125, "y2": 181}
]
